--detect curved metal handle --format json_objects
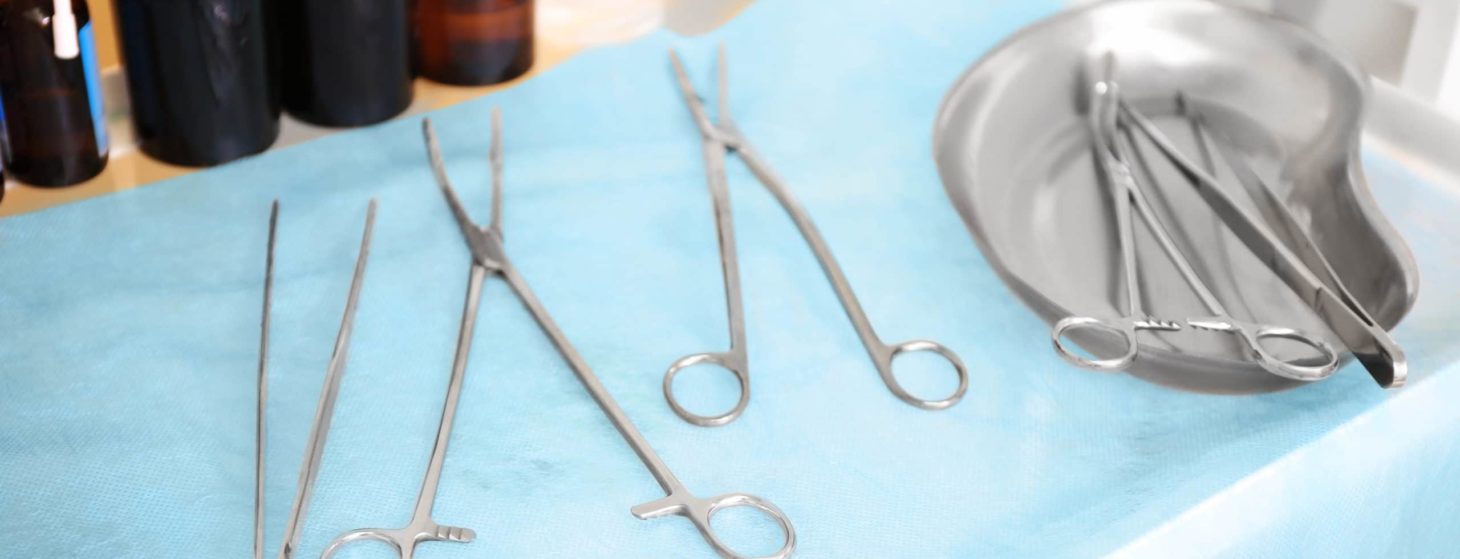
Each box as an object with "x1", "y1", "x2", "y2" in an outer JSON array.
[
  {"x1": 321, "y1": 529, "x2": 408, "y2": 559},
  {"x1": 873, "y1": 340, "x2": 969, "y2": 410},
  {"x1": 1189, "y1": 318, "x2": 1340, "y2": 382},
  {"x1": 1052, "y1": 316, "x2": 1143, "y2": 372},
  {"x1": 632, "y1": 491, "x2": 796, "y2": 559},
  {"x1": 320, "y1": 523, "x2": 475, "y2": 559},
  {"x1": 663, "y1": 351, "x2": 750, "y2": 427}
]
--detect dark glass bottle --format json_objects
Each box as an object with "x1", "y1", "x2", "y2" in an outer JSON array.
[
  {"x1": 115, "y1": 0, "x2": 279, "y2": 167},
  {"x1": 416, "y1": 0, "x2": 533, "y2": 86},
  {"x1": 0, "y1": 0, "x2": 109, "y2": 187},
  {"x1": 277, "y1": 0, "x2": 413, "y2": 127}
]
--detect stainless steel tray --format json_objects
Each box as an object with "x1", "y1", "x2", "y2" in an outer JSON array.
[{"x1": 932, "y1": 0, "x2": 1419, "y2": 393}]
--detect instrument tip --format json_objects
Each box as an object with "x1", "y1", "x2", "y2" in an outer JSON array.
[{"x1": 1175, "y1": 91, "x2": 1192, "y2": 115}]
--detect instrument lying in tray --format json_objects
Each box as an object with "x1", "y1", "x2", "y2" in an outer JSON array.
[
  {"x1": 1052, "y1": 52, "x2": 1359, "y2": 383},
  {"x1": 1052, "y1": 51, "x2": 1408, "y2": 386},
  {"x1": 934, "y1": 0, "x2": 1417, "y2": 392}
]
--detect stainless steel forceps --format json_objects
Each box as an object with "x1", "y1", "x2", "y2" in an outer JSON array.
[
  {"x1": 278, "y1": 201, "x2": 378, "y2": 559},
  {"x1": 255, "y1": 201, "x2": 278, "y2": 559},
  {"x1": 418, "y1": 112, "x2": 795, "y2": 559},
  {"x1": 664, "y1": 47, "x2": 969, "y2": 425},
  {"x1": 1052, "y1": 54, "x2": 1338, "y2": 381},
  {"x1": 1121, "y1": 94, "x2": 1408, "y2": 388},
  {"x1": 318, "y1": 115, "x2": 509, "y2": 559}
]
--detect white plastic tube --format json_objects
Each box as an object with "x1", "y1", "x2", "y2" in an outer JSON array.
[{"x1": 52, "y1": 0, "x2": 79, "y2": 60}]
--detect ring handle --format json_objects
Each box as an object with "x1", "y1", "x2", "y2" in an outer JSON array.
[
  {"x1": 320, "y1": 523, "x2": 475, "y2": 559},
  {"x1": 1188, "y1": 318, "x2": 1340, "y2": 381},
  {"x1": 877, "y1": 340, "x2": 969, "y2": 410},
  {"x1": 663, "y1": 352, "x2": 751, "y2": 427},
  {"x1": 632, "y1": 491, "x2": 796, "y2": 559},
  {"x1": 1051, "y1": 316, "x2": 1140, "y2": 371},
  {"x1": 1248, "y1": 323, "x2": 1341, "y2": 382},
  {"x1": 699, "y1": 493, "x2": 797, "y2": 559},
  {"x1": 321, "y1": 529, "x2": 404, "y2": 559}
]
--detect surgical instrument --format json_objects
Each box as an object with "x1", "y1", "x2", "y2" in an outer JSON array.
[
  {"x1": 1053, "y1": 54, "x2": 1338, "y2": 381},
  {"x1": 319, "y1": 113, "x2": 506, "y2": 559},
  {"x1": 277, "y1": 200, "x2": 378, "y2": 559},
  {"x1": 666, "y1": 47, "x2": 968, "y2": 424},
  {"x1": 1174, "y1": 94, "x2": 1409, "y2": 388},
  {"x1": 1050, "y1": 56, "x2": 1183, "y2": 371},
  {"x1": 1123, "y1": 98, "x2": 1406, "y2": 387},
  {"x1": 421, "y1": 114, "x2": 796, "y2": 559},
  {"x1": 256, "y1": 200, "x2": 278, "y2": 559}
]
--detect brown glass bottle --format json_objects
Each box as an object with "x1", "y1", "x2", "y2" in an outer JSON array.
[
  {"x1": 277, "y1": 0, "x2": 413, "y2": 127},
  {"x1": 115, "y1": 0, "x2": 279, "y2": 167},
  {"x1": 0, "y1": 0, "x2": 109, "y2": 187},
  {"x1": 415, "y1": 0, "x2": 533, "y2": 86}
]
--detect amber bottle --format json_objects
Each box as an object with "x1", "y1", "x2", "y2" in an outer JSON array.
[
  {"x1": 277, "y1": 0, "x2": 413, "y2": 127},
  {"x1": 415, "y1": 0, "x2": 533, "y2": 86},
  {"x1": 114, "y1": 0, "x2": 279, "y2": 167},
  {"x1": 0, "y1": 0, "x2": 109, "y2": 187}
]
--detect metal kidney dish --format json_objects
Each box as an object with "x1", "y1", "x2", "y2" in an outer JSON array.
[{"x1": 932, "y1": 0, "x2": 1418, "y2": 393}]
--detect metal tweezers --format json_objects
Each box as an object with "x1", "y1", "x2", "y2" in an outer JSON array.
[
  {"x1": 276, "y1": 201, "x2": 378, "y2": 559},
  {"x1": 1122, "y1": 97, "x2": 1407, "y2": 387}
]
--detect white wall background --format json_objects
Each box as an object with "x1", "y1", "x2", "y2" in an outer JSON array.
[{"x1": 1205, "y1": 0, "x2": 1460, "y2": 116}]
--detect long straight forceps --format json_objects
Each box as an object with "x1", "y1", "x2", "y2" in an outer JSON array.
[
  {"x1": 1162, "y1": 95, "x2": 1408, "y2": 388},
  {"x1": 1055, "y1": 54, "x2": 1338, "y2": 381},
  {"x1": 665, "y1": 47, "x2": 968, "y2": 423},
  {"x1": 420, "y1": 113, "x2": 795, "y2": 559},
  {"x1": 256, "y1": 201, "x2": 278, "y2": 559},
  {"x1": 317, "y1": 116, "x2": 509, "y2": 559},
  {"x1": 278, "y1": 201, "x2": 378, "y2": 559}
]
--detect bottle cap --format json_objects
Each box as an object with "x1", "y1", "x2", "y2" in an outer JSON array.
[{"x1": 52, "y1": 0, "x2": 80, "y2": 60}]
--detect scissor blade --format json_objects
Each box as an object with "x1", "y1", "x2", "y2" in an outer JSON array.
[
  {"x1": 668, "y1": 49, "x2": 723, "y2": 140},
  {"x1": 422, "y1": 119, "x2": 495, "y2": 264},
  {"x1": 1122, "y1": 102, "x2": 1406, "y2": 388}
]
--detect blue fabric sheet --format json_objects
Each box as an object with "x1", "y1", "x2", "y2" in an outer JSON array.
[{"x1": 4, "y1": 1, "x2": 1460, "y2": 557}]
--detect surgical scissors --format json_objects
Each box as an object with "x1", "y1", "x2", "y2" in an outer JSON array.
[
  {"x1": 1053, "y1": 54, "x2": 1338, "y2": 381},
  {"x1": 318, "y1": 114, "x2": 510, "y2": 559},
  {"x1": 417, "y1": 113, "x2": 795, "y2": 559},
  {"x1": 665, "y1": 47, "x2": 968, "y2": 425},
  {"x1": 278, "y1": 200, "x2": 378, "y2": 559}
]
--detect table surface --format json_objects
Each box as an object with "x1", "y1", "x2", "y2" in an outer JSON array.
[{"x1": 4, "y1": 1, "x2": 1460, "y2": 558}]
